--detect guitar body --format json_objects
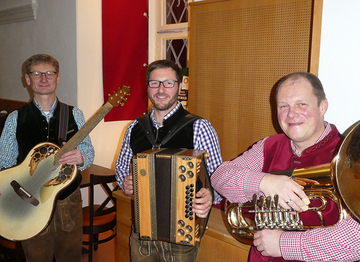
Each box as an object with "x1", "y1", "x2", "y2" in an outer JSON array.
[{"x1": 0, "y1": 142, "x2": 77, "y2": 241}]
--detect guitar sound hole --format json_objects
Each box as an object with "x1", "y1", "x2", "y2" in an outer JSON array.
[
  {"x1": 39, "y1": 147, "x2": 48, "y2": 154},
  {"x1": 63, "y1": 167, "x2": 72, "y2": 175},
  {"x1": 57, "y1": 174, "x2": 67, "y2": 182}
]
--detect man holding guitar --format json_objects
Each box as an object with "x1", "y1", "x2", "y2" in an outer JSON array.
[{"x1": 0, "y1": 54, "x2": 94, "y2": 262}]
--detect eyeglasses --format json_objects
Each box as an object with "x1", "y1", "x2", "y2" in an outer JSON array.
[
  {"x1": 148, "y1": 80, "x2": 178, "y2": 88},
  {"x1": 29, "y1": 71, "x2": 58, "y2": 80}
]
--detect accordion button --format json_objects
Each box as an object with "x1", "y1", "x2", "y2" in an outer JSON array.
[
  {"x1": 178, "y1": 229, "x2": 185, "y2": 236},
  {"x1": 185, "y1": 225, "x2": 193, "y2": 233},
  {"x1": 178, "y1": 220, "x2": 185, "y2": 227},
  {"x1": 179, "y1": 175, "x2": 186, "y2": 182},
  {"x1": 187, "y1": 171, "x2": 194, "y2": 178}
]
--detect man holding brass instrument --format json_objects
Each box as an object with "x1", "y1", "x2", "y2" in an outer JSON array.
[
  {"x1": 211, "y1": 72, "x2": 360, "y2": 261},
  {"x1": 115, "y1": 60, "x2": 222, "y2": 261}
]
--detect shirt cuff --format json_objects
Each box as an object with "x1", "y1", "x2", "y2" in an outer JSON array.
[
  {"x1": 280, "y1": 231, "x2": 304, "y2": 261},
  {"x1": 212, "y1": 191, "x2": 222, "y2": 205},
  {"x1": 243, "y1": 170, "x2": 267, "y2": 198}
]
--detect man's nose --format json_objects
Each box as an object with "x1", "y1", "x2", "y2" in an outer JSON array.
[
  {"x1": 40, "y1": 74, "x2": 48, "y2": 81},
  {"x1": 287, "y1": 107, "x2": 298, "y2": 118}
]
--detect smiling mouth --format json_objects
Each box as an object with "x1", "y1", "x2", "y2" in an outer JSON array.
[
  {"x1": 155, "y1": 95, "x2": 168, "y2": 99},
  {"x1": 288, "y1": 122, "x2": 302, "y2": 126}
]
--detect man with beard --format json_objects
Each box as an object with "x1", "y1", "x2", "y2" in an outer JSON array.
[{"x1": 115, "y1": 59, "x2": 222, "y2": 262}]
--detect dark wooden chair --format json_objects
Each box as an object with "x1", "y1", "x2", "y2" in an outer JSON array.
[
  {"x1": 82, "y1": 173, "x2": 118, "y2": 262},
  {"x1": 0, "y1": 236, "x2": 25, "y2": 262}
]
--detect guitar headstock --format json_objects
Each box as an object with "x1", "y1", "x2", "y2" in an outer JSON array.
[{"x1": 107, "y1": 85, "x2": 131, "y2": 107}]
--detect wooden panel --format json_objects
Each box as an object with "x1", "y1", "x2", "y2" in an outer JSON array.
[
  {"x1": 115, "y1": 191, "x2": 132, "y2": 262},
  {"x1": 198, "y1": 235, "x2": 249, "y2": 262},
  {"x1": 116, "y1": 223, "x2": 131, "y2": 248},
  {"x1": 113, "y1": 191, "x2": 250, "y2": 262},
  {"x1": 116, "y1": 191, "x2": 133, "y2": 227},
  {"x1": 0, "y1": 98, "x2": 28, "y2": 113},
  {"x1": 116, "y1": 242, "x2": 130, "y2": 262},
  {"x1": 188, "y1": 0, "x2": 323, "y2": 161}
]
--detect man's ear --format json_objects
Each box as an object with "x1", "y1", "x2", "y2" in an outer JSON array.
[
  {"x1": 178, "y1": 82, "x2": 182, "y2": 95},
  {"x1": 25, "y1": 74, "x2": 31, "y2": 86},
  {"x1": 320, "y1": 98, "x2": 328, "y2": 115}
]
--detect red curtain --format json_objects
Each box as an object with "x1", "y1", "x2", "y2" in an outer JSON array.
[{"x1": 102, "y1": 0, "x2": 148, "y2": 121}]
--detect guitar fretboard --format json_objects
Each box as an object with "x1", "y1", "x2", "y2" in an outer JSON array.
[{"x1": 53, "y1": 102, "x2": 114, "y2": 167}]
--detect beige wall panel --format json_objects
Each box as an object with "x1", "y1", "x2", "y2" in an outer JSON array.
[{"x1": 189, "y1": 0, "x2": 322, "y2": 161}]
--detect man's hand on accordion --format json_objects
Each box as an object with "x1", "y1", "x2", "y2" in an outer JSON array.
[
  {"x1": 192, "y1": 188, "x2": 213, "y2": 218},
  {"x1": 123, "y1": 173, "x2": 134, "y2": 196}
]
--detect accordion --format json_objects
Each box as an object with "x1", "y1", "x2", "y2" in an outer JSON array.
[{"x1": 132, "y1": 148, "x2": 211, "y2": 246}]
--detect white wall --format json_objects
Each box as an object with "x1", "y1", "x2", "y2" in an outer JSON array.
[
  {"x1": 0, "y1": 0, "x2": 129, "y2": 170},
  {"x1": 76, "y1": 0, "x2": 130, "y2": 169},
  {"x1": 0, "y1": 0, "x2": 77, "y2": 105},
  {"x1": 318, "y1": 1, "x2": 360, "y2": 133}
]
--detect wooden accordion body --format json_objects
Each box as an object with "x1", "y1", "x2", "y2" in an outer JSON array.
[{"x1": 133, "y1": 148, "x2": 210, "y2": 246}]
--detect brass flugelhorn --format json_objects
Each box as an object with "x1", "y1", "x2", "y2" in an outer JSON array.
[{"x1": 225, "y1": 121, "x2": 360, "y2": 245}]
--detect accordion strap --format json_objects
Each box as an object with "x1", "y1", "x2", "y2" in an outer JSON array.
[
  {"x1": 136, "y1": 113, "x2": 201, "y2": 148},
  {"x1": 199, "y1": 153, "x2": 214, "y2": 241}
]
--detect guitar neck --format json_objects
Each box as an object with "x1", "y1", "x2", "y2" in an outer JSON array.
[{"x1": 54, "y1": 102, "x2": 113, "y2": 165}]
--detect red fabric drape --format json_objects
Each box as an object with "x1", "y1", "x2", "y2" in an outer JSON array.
[{"x1": 102, "y1": 0, "x2": 148, "y2": 121}]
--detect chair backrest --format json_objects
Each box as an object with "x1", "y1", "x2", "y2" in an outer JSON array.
[{"x1": 89, "y1": 174, "x2": 119, "y2": 217}]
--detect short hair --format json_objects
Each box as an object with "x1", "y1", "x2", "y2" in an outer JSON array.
[
  {"x1": 275, "y1": 72, "x2": 326, "y2": 105},
  {"x1": 146, "y1": 60, "x2": 183, "y2": 84},
  {"x1": 25, "y1": 54, "x2": 59, "y2": 74}
]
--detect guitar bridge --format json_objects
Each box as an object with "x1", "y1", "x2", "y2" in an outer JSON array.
[{"x1": 11, "y1": 180, "x2": 39, "y2": 206}]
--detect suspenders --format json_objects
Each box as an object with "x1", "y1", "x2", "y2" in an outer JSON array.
[
  {"x1": 136, "y1": 113, "x2": 201, "y2": 148},
  {"x1": 58, "y1": 102, "x2": 69, "y2": 145}
]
